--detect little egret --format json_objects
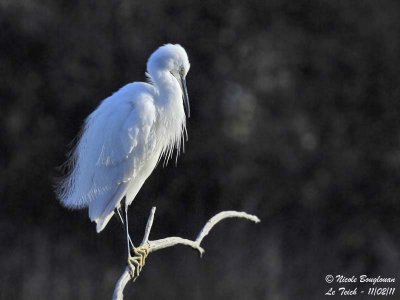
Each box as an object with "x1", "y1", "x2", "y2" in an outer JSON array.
[{"x1": 57, "y1": 44, "x2": 191, "y2": 271}]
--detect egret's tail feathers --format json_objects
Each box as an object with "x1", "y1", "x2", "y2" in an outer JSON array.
[
  {"x1": 89, "y1": 183, "x2": 128, "y2": 233},
  {"x1": 94, "y1": 212, "x2": 115, "y2": 233}
]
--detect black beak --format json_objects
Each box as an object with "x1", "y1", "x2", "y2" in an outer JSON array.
[{"x1": 180, "y1": 75, "x2": 190, "y2": 118}]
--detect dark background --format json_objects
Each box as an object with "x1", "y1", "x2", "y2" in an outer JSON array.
[{"x1": 2, "y1": 1, "x2": 400, "y2": 299}]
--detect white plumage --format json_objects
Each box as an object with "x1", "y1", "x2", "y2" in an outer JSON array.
[{"x1": 57, "y1": 44, "x2": 191, "y2": 233}]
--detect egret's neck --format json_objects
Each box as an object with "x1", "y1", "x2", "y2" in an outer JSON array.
[{"x1": 150, "y1": 70, "x2": 182, "y2": 107}]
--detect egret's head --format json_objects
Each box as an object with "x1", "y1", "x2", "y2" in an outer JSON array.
[
  {"x1": 147, "y1": 44, "x2": 190, "y2": 77},
  {"x1": 147, "y1": 44, "x2": 191, "y2": 117}
]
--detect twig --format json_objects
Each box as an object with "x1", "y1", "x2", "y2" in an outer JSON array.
[
  {"x1": 141, "y1": 207, "x2": 156, "y2": 245},
  {"x1": 112, "y1": 208, "x2": 260, "y2": 300}
]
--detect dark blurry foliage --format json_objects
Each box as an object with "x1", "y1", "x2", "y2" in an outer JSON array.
[{"x1": 1, "y1": 0, "x2": 400, "y2": 299}]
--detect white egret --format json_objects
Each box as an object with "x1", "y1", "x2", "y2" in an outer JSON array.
[{"x1": 57, "y1": 44, "x2": 191, "y2": 273}]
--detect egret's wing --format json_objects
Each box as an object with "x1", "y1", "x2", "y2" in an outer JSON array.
[{"x1": 57, "y1": 83, "x2": 157, "y2": 209}]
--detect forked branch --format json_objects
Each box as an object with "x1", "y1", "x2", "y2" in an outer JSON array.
[{"x1": 112, "y1": 207, "x2": 260, "y2": 300}]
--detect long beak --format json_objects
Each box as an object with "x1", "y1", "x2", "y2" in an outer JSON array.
[{"x1": 180, "y1": 75, "x2": 190, "y2": 118}]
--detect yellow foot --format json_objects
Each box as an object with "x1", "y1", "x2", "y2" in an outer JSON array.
[{"x1": 127, "y1": 244, "x2": 150, "y2": 281}]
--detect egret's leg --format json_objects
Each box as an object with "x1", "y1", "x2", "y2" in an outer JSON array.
[
  {"x1": 127, "y1": 244, "x2": 150, "y2": 281},
  {"x1": 133, "y1": 246, "x2": 149, "y2": 267},
  {"x1": 116, "y1": 207, "x2": 134, "y2": 249},
  {"x1": 128, "y1": 255, "x2": 141, "y2": 280},
  {"x1": 124, "y1": 203, "x2": 132, "y2": 255},
  {"x1": 123, "y1": 202, "x2": 150, "y2": 281},
  {"x1": 123, "y1": 203, "x2": 136, "y2": 279},
  {"x1": 116, "y1": 207, "x2": 124, "y2": 224}
]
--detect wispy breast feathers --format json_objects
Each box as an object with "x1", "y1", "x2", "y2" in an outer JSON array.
[{"x1": 56, "y1": 83, "x2": 157, "y2": 209}]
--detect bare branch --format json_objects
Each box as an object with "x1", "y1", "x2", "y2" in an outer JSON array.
[
  {"x1": 141, "y1": 207, "x2": 156, "y2": 245},
  {"x1": 112, "y1": 269, "x2": 131, "y2": 300},
  {"x1": 149, "y1": 237, "x2": 204, "y2": 254},
  {"x1": 112, "y1": 209, "x2": 260, "y2": 300},
  {"x1": 195, "y1": 210, "x2": 260, "y2": 244}
]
